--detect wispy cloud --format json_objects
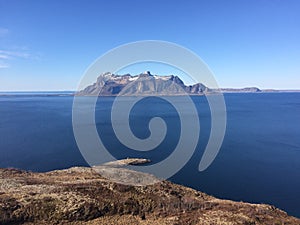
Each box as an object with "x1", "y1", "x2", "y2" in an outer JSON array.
[
  {"x1": 0, "y1": 50, "x2": 31, "y2": 59},
  {"x1": 0, "y1": 28, "x2": 9, "y2": 37},
  {"x1": 0, "y1": 49, "x2": 34, "y2": 69},
  {"x1": 0, "y1": 28, "x2": 39, "y2": 69},
  {"x1": 0, "y1": 54, "x2": 10, "y2": 59},
  {"x1": 0, "y1": 61, "x2": 9, "y2": 68}
]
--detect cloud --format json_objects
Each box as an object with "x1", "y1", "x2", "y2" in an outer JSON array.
[
  {"x1": 0, "y1": 28, "x2": 9, "y2": 37},
  {"x1": 0, "y1": 28, "x2": 38, "y2": 69},
  {"x1": 0, "y1": 61, "x2": 9, "y2": 68},
  {"x1": 0, "y1": 54, "x2": 10, "y2": 59},
  {"x1": 0, "y1": 50, "x2": 30, "y2": 59},
  {"x1": 0, "y1": 49, "x2": 34, "y2": 69}
]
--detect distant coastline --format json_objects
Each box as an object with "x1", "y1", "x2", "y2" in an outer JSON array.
[
  {"x1": 75, "y1": 72, "x2": 300, "y2": 96},
  {"x1": 0, "y1": 91, "x2": 75, "y2": 97},
  {"x1": 1, "y1": 90, "x2": 300, "y2": 97}
]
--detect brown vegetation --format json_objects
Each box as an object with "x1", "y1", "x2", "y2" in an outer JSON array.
[{"x1": 0, "y1": 166, "x2": 299, "y2": 225}]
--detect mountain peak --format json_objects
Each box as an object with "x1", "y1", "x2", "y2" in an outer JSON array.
[
  {"x1": 78, "y1": 72, "x2": 208, "y2": 96},
  {"x1": 139, "y1": 71, "x2": 152, "y2": 77}
]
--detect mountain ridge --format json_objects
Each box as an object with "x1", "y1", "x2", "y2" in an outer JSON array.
[{"x1": 77, "y1": 71, "x2": 261, "y2": 96}]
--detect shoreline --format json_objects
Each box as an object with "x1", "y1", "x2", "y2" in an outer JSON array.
[{"x1": 1, "y1": 161, "x2": 299, "y2": 224}]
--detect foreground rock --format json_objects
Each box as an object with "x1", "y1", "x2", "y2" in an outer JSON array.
[
  {"x1": 101, "y1": 158, "x2": 151, "y2": 167},
  {"x1": 0, "y1": 165, "x2": 299, "y2": 225}
]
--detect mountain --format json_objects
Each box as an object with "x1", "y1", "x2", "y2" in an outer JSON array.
[
  {"x1": 0, "y1": 160, "x2": 299, "y2": 224},
  {"x1": 77, "y1": 71, "x2": 214, "y2": 96},
  {"x1": 77, "y1": 71, "x2": 261, "y2": 96}
]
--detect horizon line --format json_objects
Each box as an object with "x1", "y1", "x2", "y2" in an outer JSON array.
[{"x1": 1, "y1": 88, "x2": 300, "y2": 92}]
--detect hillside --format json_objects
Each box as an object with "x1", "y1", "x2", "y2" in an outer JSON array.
[{"x1": 1, "y1": 160, "x2": 299, "y2": 225}]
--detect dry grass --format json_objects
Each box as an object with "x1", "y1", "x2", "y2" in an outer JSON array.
[{"x1": 0, "y1": 166, "x2": 299, "y2": 225}]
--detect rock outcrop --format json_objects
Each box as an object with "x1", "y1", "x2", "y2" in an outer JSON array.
[{"x1": 0, "y1": 162, "x2": 299, "y2": 225}]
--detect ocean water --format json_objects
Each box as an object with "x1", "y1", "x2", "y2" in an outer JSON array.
[{"x1": 0, "y1": 93, "x2": 299, "y2": 217}]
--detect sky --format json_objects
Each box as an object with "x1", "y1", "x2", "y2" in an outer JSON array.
[{"x1": 0, "y1": 0, "x2": 299, "y2": 91}]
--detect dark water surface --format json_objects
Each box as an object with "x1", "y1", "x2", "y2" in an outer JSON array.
[{"x1": 0, "y1": 93, "x2": 299, "y2": 217}]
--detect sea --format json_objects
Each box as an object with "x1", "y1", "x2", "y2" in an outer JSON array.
[{"x1": 0, "y1": 92, "x2": 299, "y2": 217}]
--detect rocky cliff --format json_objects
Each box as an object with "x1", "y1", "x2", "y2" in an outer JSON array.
[{"x1": 0, "y1": 160, "x2": 299, "y2": 225}]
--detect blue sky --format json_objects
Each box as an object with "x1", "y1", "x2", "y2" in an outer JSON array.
[{"x1": 0, "y1": 0, "x2": 299, "y2": 90}]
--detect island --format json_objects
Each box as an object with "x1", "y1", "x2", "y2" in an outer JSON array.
[{"x1": 76, "y1": 71, "x2": 262, "y2": 96}]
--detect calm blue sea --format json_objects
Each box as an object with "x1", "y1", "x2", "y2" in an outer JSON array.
[{"x1": 0, "y1": 93, "x2": 299, "y2": 217}]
